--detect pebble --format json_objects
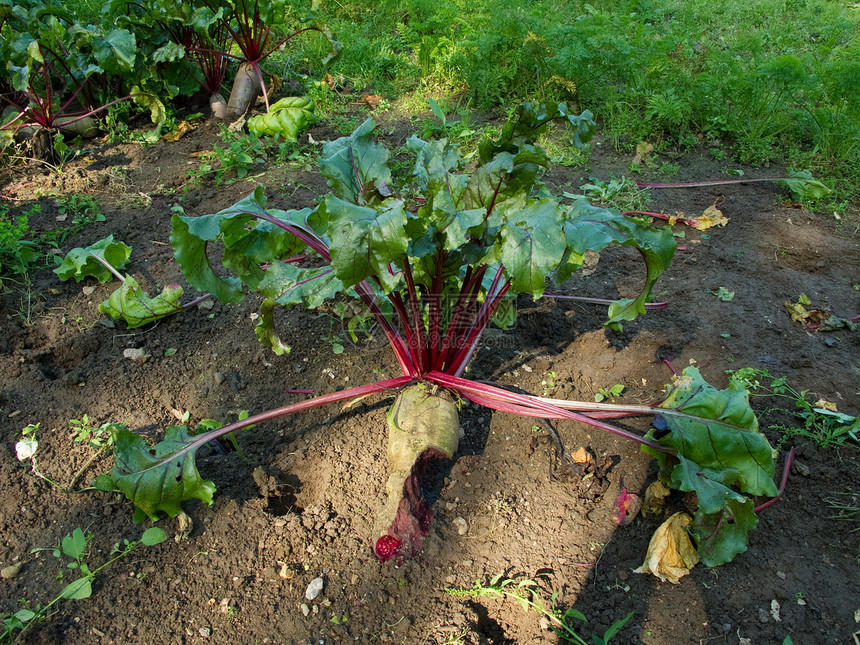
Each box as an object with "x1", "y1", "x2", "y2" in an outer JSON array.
[
  {"x1": 300, "y1": 603, "x2": 310, "y2": 617},
  {"x1": 122, "y1": 347, "x2": 149, "y2": 362},
  {"x1": 1, "y1": 562, "x2": 22, "y2": 579},
  {"x1": 453, "y1": 517, "x2": 468, "y2": 536},
  {"x1": 198, "y1": 627, "x2": 211, "y2": 638},
  {"x1": 305, "y1": 577, "x2": 324, "y2": 600},
  {"x1": 214, "y1": 372, "x2": 225, "y2": 385}
]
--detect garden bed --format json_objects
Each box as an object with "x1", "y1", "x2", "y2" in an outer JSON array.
[{"x1": 1, "y1": 115, "x2": 858, "y2": 644}]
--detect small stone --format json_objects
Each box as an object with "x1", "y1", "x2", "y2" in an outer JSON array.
[
  {"x1": 82, "y1": 285, "x2": 95, "y2": 296},
  {"x1": 198, "y1": 627, "x2": 211, "y2": 638},
  {"x1": 122, "y1": 347, "x2": 149, "y2": 363},
  {"x1": 350, "y1": 574, "x2": 359, "y2": 585},
  {"x1": 305, "y1": 577, "x2": 324, "y2": 600},
  {"x1": 617, "y1": 570, "x2": 630, "y2": 581},
  {"x1": 776, "y1": 571, "x2": 786, "y2": 580},
  {"x1": 97, "y1": 318, "x2": 116, "y2": 329},
  {"x1": 1, "y1": 562, "x2": 22, "y2": 579},
  {"x1": 300, "y1": 603, "x2": 310, "y2": 617},
  {"x1": 214, "y1": 372, "x2": 226, "y2": 385},
  {"x1": 453, "y1": 517, "x2": 468, "y2": 536},
  {"x1": 197, "y1": 299, "x2": 214, "y2": 310}
]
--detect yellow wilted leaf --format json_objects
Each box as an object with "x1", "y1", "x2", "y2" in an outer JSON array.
[
  {"x1": 686, "y1": 200, "x2": 729, "y2": 230},
  {"x1": 633, "y1": 512, "x2": 699, "y2": 583},
  {"x1": 633, "y1": 141, "x2": 654, "y2": 165},
  {"x1": 813, "y1": 398, "x2": 838, "y2": 412},
  {"x1": 162, "y1": 120, "x2": 196, "y2": 142},
  {"x1": 642, "y1": 480, "x2": 671, "y2": 516}
]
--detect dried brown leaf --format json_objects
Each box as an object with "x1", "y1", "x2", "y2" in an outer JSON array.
[{"x1": 633, "y1": 512, "x2": 699, "y2": 583}]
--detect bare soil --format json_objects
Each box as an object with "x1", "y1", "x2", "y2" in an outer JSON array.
[{"x1": 1, "y1": 115, "x2": 859, "y2": 645}]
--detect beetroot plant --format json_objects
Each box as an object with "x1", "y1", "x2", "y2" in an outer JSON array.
[{"x1": 96, "y1": 103, "x2": 781, "y2": 567}]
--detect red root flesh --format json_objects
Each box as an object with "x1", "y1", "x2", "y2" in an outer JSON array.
[{"x1": 374, "y1": 447, "x2": 447, "y2": 561}]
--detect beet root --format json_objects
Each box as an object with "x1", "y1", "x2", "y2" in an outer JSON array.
[{"x1": 374, "y1": 384, "x2": 460, "y2": 561}]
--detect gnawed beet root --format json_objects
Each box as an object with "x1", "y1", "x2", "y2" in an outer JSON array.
[{"x1": 374, "y1": 384, "x2": 459, "y2": 561}]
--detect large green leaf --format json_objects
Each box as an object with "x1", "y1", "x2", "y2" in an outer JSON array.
[
  {"x1": 322, "y1": 195, "x2": 408, "y2": 292},
  {"x1": 561, "y1": 199, "x2": 676, "y2": 328},
  {"x1": 692, "y1": 498, "x2": 758, "y2": 566},
  {"x1": 247, "y1": 96, "x2": 317, "y2": 142},
  {"x1": 170, "y1": 211, "x2": 245, "y2": 303},
  {"x1": 498, "y1": 199, "x2": 566, "y2": 297},
  {"x1": 95, "y1": 425, "x2": 215, "y2": 522},
  {"x1": 651, "y1": 367, "x2": 778, "y2": 496},
  {"x1": 98, "y1": 275, "x2": 184, "y2": 328},
  {"x1": 319, "y1": 118, "x2": 393, "y2": 205},
  {"x1": 644, "y1": 367, "x2": 779, "y2": 566},
  {"x1": 93, "y1": 28, "x2": 136, "y2": 74},
  {"x1": 54, "y1": 235, "x2": 131, "y2": 283}
]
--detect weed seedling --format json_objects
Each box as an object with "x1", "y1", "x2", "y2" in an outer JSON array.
[
  {"x1": 728, "y1": 368, "x2": 859, "y2": 449},
  {"x1": 2, "y1": 527, "x2": 165, "y2": 642},
  {"x1": 446, "y1": 574, "x2": 633, "y2": 645},
  {"x1": 595, "y1": 384, "x2": 624, "y2": 403},
  {"x1": 14, "y1": 424, "x2": 62, "y2": 489}
]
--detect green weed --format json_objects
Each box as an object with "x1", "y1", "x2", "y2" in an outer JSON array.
[
  {"x1": 446, "y1": 573, "x2": 633, "y2": 645},
  {"x1": 728, "y1": 368, "x2": 859, "y2": 450},
  {"x1": 2, "y1": 527, "x2": 165, "y2": 643}
]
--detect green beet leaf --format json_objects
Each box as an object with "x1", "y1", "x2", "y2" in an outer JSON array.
[
  {"x1": 644, "y1": 367, "x2": 779, "y2": 566},
  {"x1": 692, "y1": 498, "x2": 758, "y2": 566},
  {"x1": 247, "y1": 96, "x2": 317, "y2": 142},
  {"x1": 257, "y1": 262, "x2": 345, "y2": 309},
  {"x1": 319, "y1": 118, "x2": 393, "y2": 205},
  {"x1": 498, "y1": 198, "x2": 566, "y2": 297},
  {"x1": 95, "y1": 425, "x2": 215, "y2": 521},
  {"x1": 98, "y1": 275, "x2": 184, "y2": 328},
  {"x1": 322, "y1": 195, "x2": 408, "y2": 292},
  {"x1": 561, "y1": 200, "x2": 676, "y2": 328},
  {"x1": 652, "y1": 366, "x2": 778, "y2": 497},
  {"x1": 54, "y1": 235, "x2": 131, "y2": 283}
]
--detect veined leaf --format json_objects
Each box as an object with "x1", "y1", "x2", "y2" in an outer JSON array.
[
  {"x1": 320, "y1": 118, "x2": 392, "y2": 205},
  {"x1": 95, "y1": 425, "x2": 215, "y2": 522},
  {"x1": 322, "y1": 195, "x2": 408, "y2": 292},
  {"x1": 258, "y1": 261, "x2": 345, "y2": 308},
  {"x1": 93, "y1": 28, "x2": 136, "y2": 74},
  {"x1": 498, "y1": 199, "x2": 566, "y2": 297},
  {"x1": 247, "y1": 96, "x2": 317, "y2": 142},
  {"x1": 692, "y1": 498, "x2": 758, "y2": 566},
  {"x1": 170, "y1": 211, "x2": 245, "y2": 303},
  {"x1": 644, "y1": 367, "x2": 779, "y2": 566},
  {"x1": 98, "y1": 275, "x2": 184, "y2": 328},
  {"x1": 54, "y1": 235, "x2": 131, "y2": 283},
  {"x1": 561, "y1": 199, "x2": 675, "y2": 328},
  {"x1": 651, "y1": 367, "x2": 778, "y2": 496}
]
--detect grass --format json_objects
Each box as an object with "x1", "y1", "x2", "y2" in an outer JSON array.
[{"x1": 284, "y1": 0, "x2": 860, "y2": 217}]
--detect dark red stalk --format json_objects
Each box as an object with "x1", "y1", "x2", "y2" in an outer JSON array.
[
  {"x1": 638, "y1": 178, "x2": 801, "y2": 189},
  {"x1": 426, "y1": 372, "x2": 673, "y2": 453},
  {"x1": 427, "y1": 248, "x2": 447, "y2": 367},
  {"x1": 388, "y1": 290, "x2": 418, "y2": 367},
  {"x1": 450, "y1": 280, "x2": 511, "y2": 377},
  {"x1": 353, "y1": 282, "x2": 416, "y2": 378},
  {"x1": 752, "y1": 447, "x2": 794, "y2": 514},
  {"x1": 437, "y1": 265, "x2": 485, "y2": 370},
  {"x1": 157, "y1": 375, "x2": 415, "y2": 470},
  {"x1": 402, "y1": 259, "x2": 429, "y2": 373}
]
